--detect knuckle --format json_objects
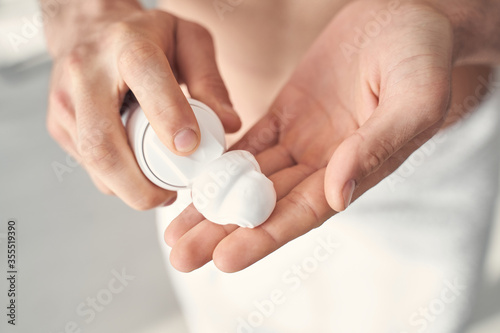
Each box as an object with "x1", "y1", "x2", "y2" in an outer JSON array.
[
  {"x1": 48, "y1": 90, "x2": 75, "y2": 121},
  {"x1": 283, "y1": 190, "x2": 321, "y2": 227},
  {"x1": 108, "y1": 21, "x2": 142, "y2": 43},
  {"x1": 118, "y1": 40, "x2": 162, "y2": 71},
  {"x1": 362, "y1": 149, "x2": 385, "y2": 175},
  {"x1": 357, "y1": 134, "x2": 396, "y2": 176},
  {"x1": 49, "y1": 89, "x2": 70, "y2": 110},
  {"x1": 109, "y1": 21, "x2": 134, "y2": 36},
  {"x1": 78, "y1": 133, "x2": 119, "y2": 173},
  {"x1": 65, "y1": 47, "x2": 90, "y2": 76}
]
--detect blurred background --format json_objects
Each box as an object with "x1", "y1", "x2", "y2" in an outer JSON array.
[
  {"x1": 1, "y1": 0, "x2": 500, "y2": 332},
  {"x1": 0, "y1": 0, "x2": 189, "y2": 332}
]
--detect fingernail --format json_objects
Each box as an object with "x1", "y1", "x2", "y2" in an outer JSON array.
[
  {"x1": 173, "y1": 128, "x2": 198, "y2": 153},
  {"x1": 342, "y1": 179, "x2": 356, "y2": 209}
]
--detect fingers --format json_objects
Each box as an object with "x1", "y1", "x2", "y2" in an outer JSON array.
[
  {"x1": 231, "y1": 110, "x2": 282, "y2": 154},
  {"x1": 254, "y1": 145, "x2": 296, "y2": 176},
  {"x1": 71, "y1": 66, "x2": 175, "y2": 210},
  {"x1": 46, "y1": 107, "x2": 78, "y2": 158},
  {"x1": 212, "y1": 169, "x2": 332, "y2": 273},
  {"x1": 170, "y1": 222, "x2": 236, "y2": 272},
  {"x1": 176, "y1": 20, "x2": 241, "y2": 133},
  {"x1": 47, "y1": 87, "x2": 115, "y2": 195},
  {"x1": 168, "y1": 163, "x2": 316, "y2": 272},
  {"x1": 117, "y1": 31, "x2": 200, "y2": 156},
  {"x1": 324, "y1": 95, "x2": 449, "y2": 212},
  {"x1": 164, "y1": 204, "x2": 204, "y2": 247},
  {"x1": 47, "y1": 87, "x2": 77, "y2": 142}
]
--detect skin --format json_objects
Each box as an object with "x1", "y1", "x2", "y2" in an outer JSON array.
[{"x1": 43, "y1": 0, "x2": 500, "y2": 272}]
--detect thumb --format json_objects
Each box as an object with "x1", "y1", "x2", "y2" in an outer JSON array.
[
  {"x1": 176, "y1": 19, "x2": 241, "y2": 133},
  {"x1": 118, "y1": 39, "x2": 200, "y2": 156},
  {"x1": 325, "y1": 96, "x2": 448, "y2": 212}
]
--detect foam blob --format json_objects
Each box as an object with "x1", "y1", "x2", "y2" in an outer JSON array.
[{"x1": 191, "y1": 150, "x2": 276, "y2": 228}]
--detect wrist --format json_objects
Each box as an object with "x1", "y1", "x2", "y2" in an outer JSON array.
[
  {"x1": 428, "y1": 0, "x2": 500, "y2": 65},
  {"x1": 42, "y1": 0, "x2": 142, "y2": 57}
]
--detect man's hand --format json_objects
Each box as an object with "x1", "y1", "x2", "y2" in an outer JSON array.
[
  {"x1": 44, "y1": 0, "x2": 241, "y2": 210},
  {"x1": 164, "y1": 0, "x2": 495, "y2": 272}
]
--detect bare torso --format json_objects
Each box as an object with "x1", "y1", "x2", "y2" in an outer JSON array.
[{"x1": 160, "y1": 0, "x2": 492, "y2": 140}]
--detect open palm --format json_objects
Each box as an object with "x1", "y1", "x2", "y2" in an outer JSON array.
[{"x1": 164, "y1": 0, "x2": 457, "y2": 272}]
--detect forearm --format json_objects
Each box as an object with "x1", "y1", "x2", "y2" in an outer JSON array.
[
  {"x1": 40, "y1": 0, "x2": 142, "y2": 57},
  {"x1": 429, "y1": 0, "x2": 500, "y2": 65}
]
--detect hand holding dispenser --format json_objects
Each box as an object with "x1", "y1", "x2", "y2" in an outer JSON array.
[{"x1": 122, "y1": 98, "x2": 276, "y2": 228}]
